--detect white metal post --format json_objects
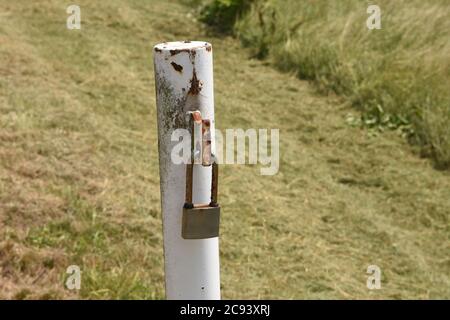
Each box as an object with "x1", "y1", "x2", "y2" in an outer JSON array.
[{"x1": 153, "y1": 41, "x2": 220, "y2": 300}]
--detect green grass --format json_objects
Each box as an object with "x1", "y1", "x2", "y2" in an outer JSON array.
[
  {"x1": 0, "y1": 0, "x2": 449, "y2": 299},
  {"x1": 200, "y1": 0, "x2": 450, "y2": 169}
]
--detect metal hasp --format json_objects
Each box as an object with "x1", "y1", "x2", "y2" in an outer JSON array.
[{"x1": 182, "y1": 112, "x2": 220, "y2": 239}]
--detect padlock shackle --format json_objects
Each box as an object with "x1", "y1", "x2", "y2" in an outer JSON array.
[
  {"x1": 184, "y1": 112, "x2": 219, "y2": 209},
  {"x1": 184, "y1": 163, "x2": 194, "y2": 208},
  {"x1": 210, "y1": 161, "x2": 219, "y2": 207}
]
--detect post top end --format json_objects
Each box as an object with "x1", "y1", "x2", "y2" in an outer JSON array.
[{"x1": 154, "y1": 41, "x2": 212, "y2": 53}]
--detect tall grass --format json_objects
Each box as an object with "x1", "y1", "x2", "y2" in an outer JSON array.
[
  {"x1": 196, "y1": 0, "x2": 254, "y2": 33},
  {"x1": 201, "y1": 0, "x2": 450, "y2": 168}
]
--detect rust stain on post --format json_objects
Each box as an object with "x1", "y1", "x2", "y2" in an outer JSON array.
[
  {"x1": 171, "y1": 62, "x2": 183, "y2": 73},
  {"x1": 170, "y1": 49, "x2": 184, "y2": 56},
  {"x1": 188, "y1": 69, "x2": 202, "y2": 95},
  {"x1": 170, "y1": 48, "x2": 197, "y2": 56}
]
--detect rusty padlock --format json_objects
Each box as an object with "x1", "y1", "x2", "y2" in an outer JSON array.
[{"x1": 181, "y1": 113, "x2": 220, "y2": 239}]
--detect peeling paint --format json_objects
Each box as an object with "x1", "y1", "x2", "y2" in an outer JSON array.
[
  {"x1": 154, "y1": 72, "x2": 188, "y2": 187},
  {"x1": 155, "y1": 73, "x2": 187, "y2": 134}
]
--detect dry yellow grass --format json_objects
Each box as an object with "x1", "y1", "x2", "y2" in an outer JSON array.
[{"x1": 0, "y1": 0, "x2": 449, "y2": 299}]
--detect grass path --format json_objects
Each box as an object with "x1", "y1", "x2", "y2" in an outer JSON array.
[{"x1": 0, "y1": 0, "x2": 449, "y2": 299}]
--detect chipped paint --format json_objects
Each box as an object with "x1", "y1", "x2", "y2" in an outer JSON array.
[{"x1": 171, "y1": 62, "x2": 183, "y2": 73}]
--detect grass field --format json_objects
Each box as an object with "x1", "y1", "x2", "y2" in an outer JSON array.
[{"x1": 0, "y1": 0, "x2": 449, "y2": 299}]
